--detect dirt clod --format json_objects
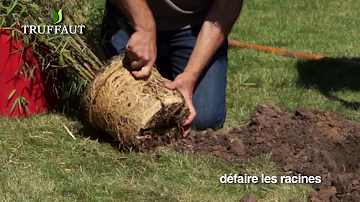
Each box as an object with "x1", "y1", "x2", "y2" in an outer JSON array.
[
  {"x1": 308, "y1": 192, "x2": 321, "y2": 202},
  {"x1": 239, "y1": 194, "x2": 258, "y2": 202},
  {"x1": 319, "y1": 186, "x2": 337, "y2": 200},
  {"x1": 174, "y1": 102, "x2": 360, "y2": 202},
  {"x1": 230, "y1": 138, "x2": 246, "y2": 156}
]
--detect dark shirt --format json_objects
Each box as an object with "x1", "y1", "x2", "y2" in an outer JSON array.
[
  {"x1": 146, "y1": 0, "x2": 213, "y2": 30},
  {"x1": 106, "y1": 0, "x2": 213, "y2": 31}
]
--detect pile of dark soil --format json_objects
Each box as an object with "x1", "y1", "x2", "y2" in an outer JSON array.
[{"x1": 174, "y1": 103, "x2": 360, "y2": 202}]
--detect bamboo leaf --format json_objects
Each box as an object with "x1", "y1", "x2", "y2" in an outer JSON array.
[
  {"x1": 9, "y1": 48, "x2": 22, "y2": 55},
  {"x1": 20, "y1": 97, "x2": 29, "y2": 111},
  {"x1": 0, "y1": 4, "x2": 6, "y2": 10},
  {"x1": 28, "y1": 65, "x2": 35, "y2": 79},
  {"x1": 24, "y1": 104, "x2": 30, "y2": 114},
  {"x1": 10, "y1": 97, "x2": 19, "y2": 114},
  {"x1": 0, "y1": 18, "x2": 5, "y2": 28},
  {"x1": 52, "y1": 8, "x2": 59, "y2": 24},
  {"x1": 53, "y1": 84, "x2": 59, "y2": 98},
  {"x1": 8, "y1": 89, "x2": 16, "y2": 100},
  {"x1": 18, "y1": 100, "x2": 22, "y2": 114},
  {"x1": 69, "y1": 82, "x2": 74, "y2": 94},
  {"x1": 76, "y1": 81, "x2": 84, "y2": 95},
  {"x1": 23, "y1": 35, "x2": 29, "y2": 46},
  {"x1": 19, "y1": 6, "x2": 26, "y2": 15},
  {"x1": 2, "y1": 4, "x2": 10, "y2": 14},
  {"x1": 6, "y1": 0, "x2": 18, "y2": 15}
]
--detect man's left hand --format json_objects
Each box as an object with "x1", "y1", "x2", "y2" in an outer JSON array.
[{"x1": 165, "y1": 72, "x2": 197, "y2": 138}]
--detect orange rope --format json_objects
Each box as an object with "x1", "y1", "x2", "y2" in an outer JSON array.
[{"x1": 228, "y1": 38, "x2": 325, "y2": 60}]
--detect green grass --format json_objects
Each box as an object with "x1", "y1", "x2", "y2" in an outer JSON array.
[
  {"x1": 1, "y1": 0, "x2": 360, "y2": 201},
  {"x1": 0, "y1": 116, "x2": 312, "y2": 201},
  {"x1": 226, "y1": 0, "x2": 360, "y2": 126}
]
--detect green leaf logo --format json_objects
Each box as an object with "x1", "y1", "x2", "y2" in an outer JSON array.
[{"x1": 52, "y1": 8, "x2": 63, "y2": 24}]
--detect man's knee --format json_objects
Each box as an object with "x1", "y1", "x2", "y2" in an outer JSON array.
[{"x1": 192, "y1": 109, "x2": 226, "y2": 131}]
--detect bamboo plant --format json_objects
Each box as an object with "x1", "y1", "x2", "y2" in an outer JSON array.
[{"x1": 0, "y1": 0, "x2": 107, "y2": 114}]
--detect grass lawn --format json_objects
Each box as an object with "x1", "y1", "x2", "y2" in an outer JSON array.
[{"x1": 1, "y1": 0, "x2": 360, "y2": 201}]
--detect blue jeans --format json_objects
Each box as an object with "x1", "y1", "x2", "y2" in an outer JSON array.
[{"x1": 100, "y1": 2, "x2": 228, "y2": 131}]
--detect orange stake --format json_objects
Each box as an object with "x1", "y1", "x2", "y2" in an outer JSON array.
[{"x1": 228, "y1": 38, "x2": 325, "y2": 60}]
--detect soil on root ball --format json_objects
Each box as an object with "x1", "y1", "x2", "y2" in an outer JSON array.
[{"x1": 174, "y1": 102, "x2": 360, "y2": 202}]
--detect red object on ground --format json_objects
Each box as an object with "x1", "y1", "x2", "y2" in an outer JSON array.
[{"x1": 0, "y1": 27, "x2": 58, "y2": 117}]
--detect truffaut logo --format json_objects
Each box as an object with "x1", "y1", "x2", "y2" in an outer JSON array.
[
  {"x1": 52, "y1": 8, "x2": 63, "y2": 25},
  {"x1": 21, "y1": 8, "x2": 85, "y2": 35}
]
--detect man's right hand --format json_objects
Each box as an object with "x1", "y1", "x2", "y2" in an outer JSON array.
[
  {"x1": 126, "y1": 30, "x2": 157, "y2": 80},
  {"x1": 112, "y1": 0, "x2": 157, "y2": 80}
]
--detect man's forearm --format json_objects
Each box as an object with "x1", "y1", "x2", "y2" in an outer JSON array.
[
  {"x1": 110, "y1": 0, "x2": 156, "y2": 32},
  {"x1": 184, "y1": 0, "x2": 243, "y2": 79}
]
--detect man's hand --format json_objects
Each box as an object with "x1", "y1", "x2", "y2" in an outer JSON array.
[
  {"x1": 112, "y1": 0, "x2": 157, "y2": 80},
  {"x1": 126, "y1": 30, "x2": 157, "y2": 80},
  {"x1": 165, "y1": 72, "x2": 197, "y2": 137}
]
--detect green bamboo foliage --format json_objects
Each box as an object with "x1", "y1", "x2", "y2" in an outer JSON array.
[{"x1": 0, "y1": 0, "x2": 106, "y2": 112}]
